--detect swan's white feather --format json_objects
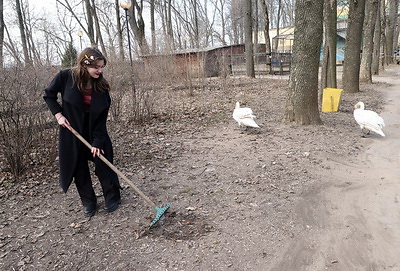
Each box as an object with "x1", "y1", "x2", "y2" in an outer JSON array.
[
  {"x1": 353, "y1": 101, "x2": 385, "y2": 137},
  {"x1": 232, "y1": 102, "x2": 260, "y2": 128}
]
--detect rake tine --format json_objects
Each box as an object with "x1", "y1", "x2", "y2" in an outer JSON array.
[{"x1": 150, "y1": 204, "x2": 171, "y2": 228}]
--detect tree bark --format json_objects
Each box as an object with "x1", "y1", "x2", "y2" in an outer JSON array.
[
  {"x1": 90, "y1": 0, "x2": 106, "y2": 54},
  {"x1": 360, "y1": 0, "x2": 379, "y2": 83},
  {"x1": 385, "y1": 0, "x2": 398, "y2": 64},
  {"x1": 284, "y1": 0, "x2": 323, "y2": 125},
  {"x1": 342, "y1": 0, "x2": 366, "y2": 93},
  {"x1": 83, "y1": 0, "x2": 96, "y2": 46},
  {"x1": 129, "y1": 0, "x2": 149, "y2": 55},
  {"x1": 150, "y1": 0, "x2": 156, "y2": 53},
  {"x1": 371, "y1": 0, "x2": 382, "y2": 75},
  {"x1": 16, "y1": 0, "x2": 31, "y2": 65},
  {"x1": 0, "y1": 0, "x2": 4, "y2": 68},
  {"x1": 260, "y1": 0, "x2": 271, "y2": 74},
  {"x1": 244, "y1": 0, "x2": 255, "y2": 77},
  {"x1": 115, "y1": 0, "x2": 125, "y2": 60},
  {"x1": 380, "y1": 0, "x2": 387, "y2": 69},
  {"x1": 321, "y1": 0, "x2": 337, "y2": 92}
]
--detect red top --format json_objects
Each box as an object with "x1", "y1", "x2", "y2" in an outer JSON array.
[{"x1": 83, "y1": 88, "x2": 92, "y2": 112}]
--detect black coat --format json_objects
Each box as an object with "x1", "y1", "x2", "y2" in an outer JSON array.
[{"x1": 44, "y1": 69, "x2": 115, "y2": 193}]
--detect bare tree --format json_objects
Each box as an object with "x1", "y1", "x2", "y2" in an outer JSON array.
[
  {"x1": 244, "y1": 0, "x2": 255, "y2": 77},
  {"x1": 0, "y1": 0, "x2": 4, "y2": 67},
  {"x1": 212, "y1": 0, "x2": 227, "y2": 46},
  {"x1": 115, "y1": 0, "x2": 125, "y2": 59},
  {"x1": 16, "y1": 0, "x2": 31, "y2": 65},
  {"x1": 274, "y1": 0, "x2": 281, "y2": 51},
  {"x1": 360, "y1": 0, "x2": 379, "y2": 83},
  {"x1": 253, "y1": 0, "x2": 258, "y2": 52},
  {"x1": 379, "y1": 0, "x2": 387, "y2": 69},
  {"x1": 150, "y1": 0, "x2": 156, "y2": 53},
  {"x1": 128, "y1": 0, "x2": 149, "y2": 55},
  {"x1": 385, "y1": 0, "x2": 398, "y2": 64},
  {"x1": 230, "y1": 0, "x2": 244, "y2": 44},
  {"x1": 321, "y1": 0, "x2": 337, "y2": 91},
  {"x1": 342, "y1": 0, "x2": 366, "y2": 93},
  {"x1": 89, "y1": 0, "x2": 106, "y2": 53},
  {"x1": 284, "y1": 0, "x2": 324, "y2": 125},
  {"x1": 371, "y1": 0, "x2": 382, "y2": 75},
  {"x1": 259, "y1": 0, "x2": 271, "y2": 53}
]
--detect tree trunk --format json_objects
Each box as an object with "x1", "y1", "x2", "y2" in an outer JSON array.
[
  {"x1": 253, "y1": 0, "x2": 258, "y2": 55},
  {"x1": 90, "y1": 0, "x2": 106, "y2": 55},
  {"x1": 371, "y1": 0, "x2": 381, "y2": 75},
  {"x1": 150, "y1": 0, "x2": 156, "y2": 53},
  {"x1": 115, "y1": 0, "x2": 125, "y2": 60},
  {"x1": 15, "y1": 0, "x2": 31, "y2": 65},
  {"x1": 0, "y1": 0, "x2": 4, "y2": 68},
  {"x1": 244, "y1": 0, "x2": 255, "y2": 78},
  {"x1": 84, "y1": 0, "x2": 96, "y2": 46},
  {"x1": 260, "y1": 0, "x2": 271, "y2": 53},
  {"x1": 166, "y1": 0, "x2": 174, "y2": 50},
  {"x1": 380, "y1": 0, "x2": 387, "y2": 69},
  {"x1": 218, "y1": 0, "x2": 227, "y2": 46},
  {"x1": 385, "y1": 0, "x2": 398, "y2": 64},
  {"x1": 360, "y1": 0, "x2": 379, "y2": 83},
  {"x1": 284, "y1": 0, "x2": 324, "y2": 125},
  {"x1": 129, "y1": 0, "x2": 149, "y2": 55},
  {"x1": 260, "y1": 0, "x2": 271, "y2": 74},
  {"x1": 321, "y1": 0, "x2": 337, "y2": 92},
  {"x1": 342, "y1": 0, "x2": 366, "y2": 93},
  {"x1": 275, "y1": 0, "x2": 282, "y2": 52}
]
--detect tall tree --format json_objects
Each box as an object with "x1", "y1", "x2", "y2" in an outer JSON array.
[
  {"x1": 84, "y1": 0, "x2": 96, "y2": 46},
  {"x1": 89, "y1": 0, "x2": 106, "y2": 54},
  {"x1": 360, "y1": 0, "x2": 379, "y2": 83},
  {"x1": 386, "y1": 0, "x2": 399, "y2": 64},
  {"x1": 371, "y1": 0, "x2": 382, "y2": 75},
  {"x1": 284, "y1": 0, "x2": 324, "y2": 125},
  {"x1": 150, "y1": 0, "x2": 156, "y2": 53},
  {"x1": 231, "y1": 0, "x2": 244, "y2": 44},
  {"x1": 0, "y1": 0, "x2": 4, "y2": 68},
  {"x1": 212, "y1": 0, "x2": 227, "y2": 46},
  {"x1": 244, "y1": 0, "x2": 255, "y2": 77},
  {"x1": 260, "y1": 0, "x2": 271, "y2": 53},
  {"x1": 16, "y1": 0, "x2": 31, "y2": 65},
  {"x1": 342, "y1": 0, "x2": 366, "y2": 93},
  {"x1": 253, "y1": 0, "x2": 259, "y2": 52},
  {"x1": 260, "y1": 0, "x2": 271, "y2": 74},
  {"x1": 129, "y1": 0, "x2": 149, "y2": 55},
  {"x1": 115, "y1": 0, "x2": 125, "y2": 59},
  {"x1": 321, "y1": 0, "x2": 337, "y2": 91},
  {"x1": 274, "y1": 0, "x2": 282, "y2": 51}
]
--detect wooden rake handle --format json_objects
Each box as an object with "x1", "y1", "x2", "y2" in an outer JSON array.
[{"x1": 67, "y1": 125, "x2": 156, "y2": 209}]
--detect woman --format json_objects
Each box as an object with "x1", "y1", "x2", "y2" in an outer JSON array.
[{"x1": 44, "y1": 47, "x2": 121, "y2": 217}]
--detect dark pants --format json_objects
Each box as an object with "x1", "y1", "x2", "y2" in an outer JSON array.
[{"x1": 73, "y1": 114, "x2": 120, "y2": 208}]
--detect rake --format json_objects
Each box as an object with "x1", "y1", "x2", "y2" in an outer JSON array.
[{"x1": 67, "y1": 126, "x2": 170, "y2": 228}]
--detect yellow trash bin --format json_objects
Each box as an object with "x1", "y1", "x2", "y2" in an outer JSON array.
[{"x1": 322, "y1": 88, "x2": 343, "y2": 112}]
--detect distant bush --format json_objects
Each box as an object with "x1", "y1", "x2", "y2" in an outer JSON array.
[{"x1": 0, "y1": 66, "x2": 57, "y2": 180}]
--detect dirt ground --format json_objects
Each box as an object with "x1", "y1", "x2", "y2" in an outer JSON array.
[{"x1": 1, "y1": 64, "x2": 399, "y2": 271}]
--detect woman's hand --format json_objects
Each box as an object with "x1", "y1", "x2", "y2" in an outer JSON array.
[
  {"x1": 91, "y1": 147, "x2": 104, "y2": 158},
  {"x1": 55, "y1": 113, "x2": 71, "y2": 129}
]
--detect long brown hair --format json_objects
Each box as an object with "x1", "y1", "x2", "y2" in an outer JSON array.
[{"x1": 72, "y1": 47, "x2": 110, "y2": 93}]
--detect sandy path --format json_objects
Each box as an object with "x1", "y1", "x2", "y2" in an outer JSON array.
[{"x1": 272, "y1": 66, "x2": 400, "y2": 270}]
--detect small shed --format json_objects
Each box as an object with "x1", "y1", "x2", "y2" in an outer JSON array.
[{"x1": 141, "y1": 44, "x2": 268, "y2": 78}]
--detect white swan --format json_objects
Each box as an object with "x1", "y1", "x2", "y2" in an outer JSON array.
[
  {"x1": 353, "y1": 101, "x2": 385, "y2": 137},
  {"x1": 232, "y1": 101, "x2": 260, "y2": 128}
]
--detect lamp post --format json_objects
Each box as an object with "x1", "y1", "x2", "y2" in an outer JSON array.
[
  {"x1": 120, "y1": 0, "x2": 132, "y2": 66},
  {"x1": 77, "y1": 30, "x2": 83, "y2": 51}
]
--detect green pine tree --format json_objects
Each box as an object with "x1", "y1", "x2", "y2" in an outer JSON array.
[{"x1": 61, "y1": 42, "x2": 77, "y2": 68}]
